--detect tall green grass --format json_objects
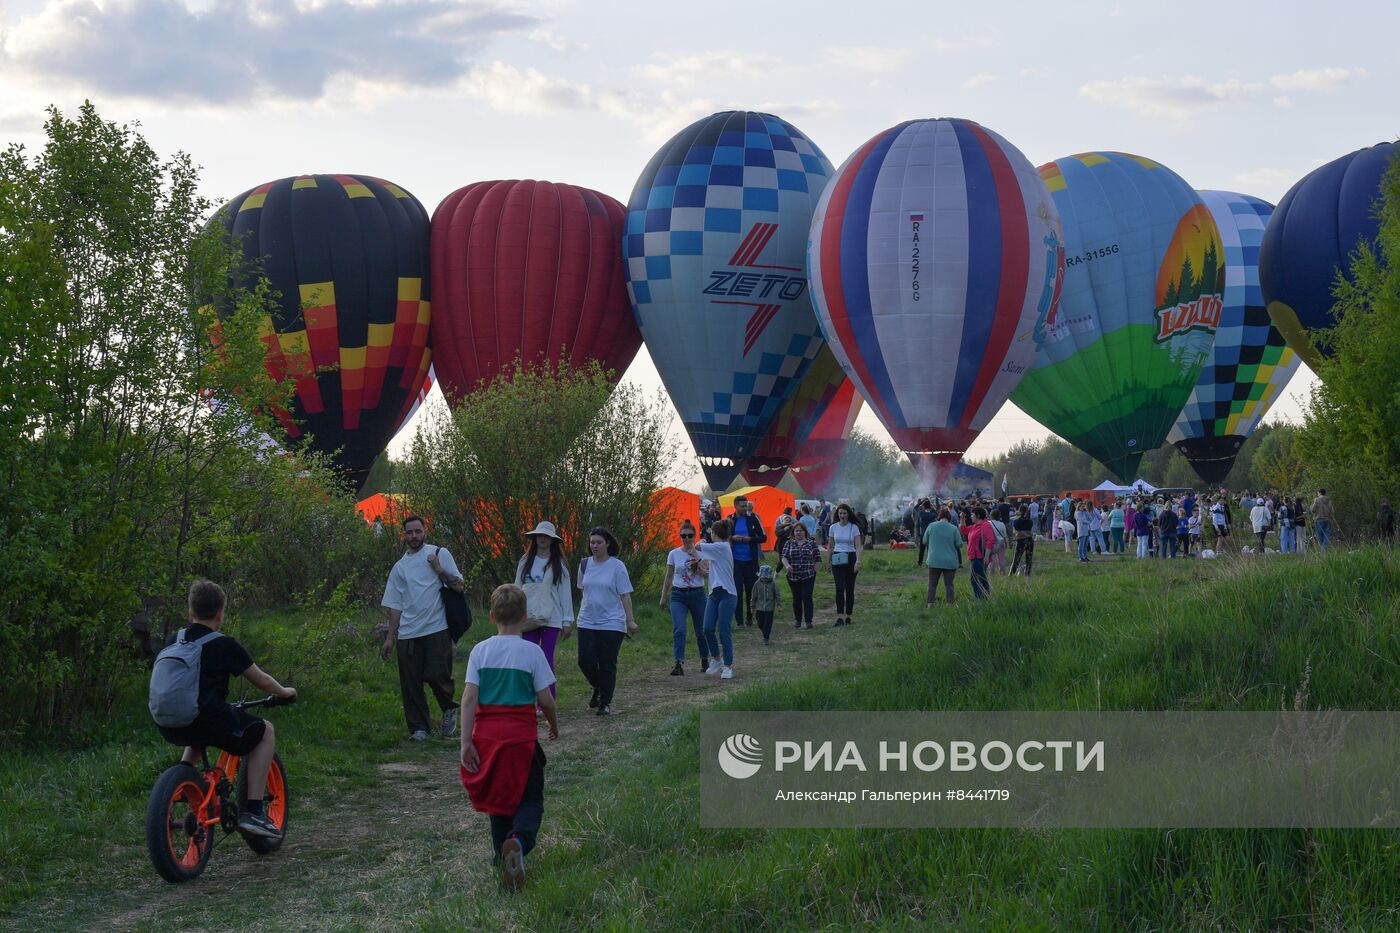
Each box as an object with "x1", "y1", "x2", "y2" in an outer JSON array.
[{"x1": 430, "y1": 547, "x2": 1400, "y2": 931}]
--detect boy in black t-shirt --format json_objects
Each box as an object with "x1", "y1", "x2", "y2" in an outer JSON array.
[{"x1": 157, "y1": 580, "x2": 296, "y2": 839}]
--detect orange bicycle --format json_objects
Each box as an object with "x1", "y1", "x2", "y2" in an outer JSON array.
[{"x1": 145, "y1": 695, "x2": 294, "y2": 883}]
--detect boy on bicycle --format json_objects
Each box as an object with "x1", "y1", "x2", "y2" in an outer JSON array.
[{"x1": 156, "y1": 580, "x2": 296, "y2": 839}]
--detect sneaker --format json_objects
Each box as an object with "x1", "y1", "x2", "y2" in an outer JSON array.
[
  {"x1": 700, "y1": 659, "x2": 710, "y2": 674},
  {"x1": 441, "y1": 708, "x2": 459, "y2": 738},
  {"x1": 763, "y1": 638, "x2": 770, "y2": 645},
  {"x1": 705, "y1": 661, "x2": 722, "y2": 675},
  {"x1": 500, "y1": 836, "x2": 526, "y2": 892},
  {"x1": 588, "y1": 690, "x2": 599, "y2": 709},
  {"x1": 804, "y1": 622, "x2": 813, "y2": 629},
  {"x1": 596, "y1": 704, "x2": 612, "y2": 716},
  {"x1": 671, "y1": 661, "x2": 684, "y2": 676},
  {"x1": 237, "y1": 810, "x2": 282, "y2": 839},
  {"x1": 720, "y1": 666, "x2": 734, "y2": 680},
  {"x1": 409, "y1": 729, "x2": 428, "y2": 742}
]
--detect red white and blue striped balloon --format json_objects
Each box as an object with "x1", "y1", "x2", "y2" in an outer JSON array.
[{"x1": 808, "y1": 118, "x2": 1063, "y2": 479}]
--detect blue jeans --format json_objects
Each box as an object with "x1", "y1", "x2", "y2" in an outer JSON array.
[
  {"x1": 1077, "y1": 534, "x2": 1089, "y2": 560},
  {"x1": 669, "y1": 587, "x2": 707, "y2": 664},
  {"x1": 1165, "y1": 535, "x2": 1178, "y2": 558},
  {"x1": 1280, "y1": 526, "x2": 1296, "y2": 553},
  {"x1": 1111, "y1": 528, "x2": 1124, "y2": 552},
  {"x1": 703, "y1": 589, "x2": 736, "y2": 666},
  {"x1": 1137, "y1": 535, "x2": 1149, "y2": 558},
  {"x1": 1315, "y1": 520, "x2": 1331, "y2": 550},
  {"x1": 970, "y1": 558, "x2": 990, "y2": 598},
  {"x1": 1091, "y1": 529, "x2": 1107, "y2": 552}
]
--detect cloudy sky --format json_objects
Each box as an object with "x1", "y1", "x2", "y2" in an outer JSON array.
[{"x1": 2, "y1": 0, "x2": 1394, "y2": 487}]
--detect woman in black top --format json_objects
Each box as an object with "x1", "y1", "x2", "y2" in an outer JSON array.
[{"x1": 1010, "y1": 506, "x2": 1035, "y2": 576}]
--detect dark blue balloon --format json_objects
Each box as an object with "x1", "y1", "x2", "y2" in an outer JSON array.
[{"x1": 1259, "y1": 140, "x2": 1397, "y2": 369}]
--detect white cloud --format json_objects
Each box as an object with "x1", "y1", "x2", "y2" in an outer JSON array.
[
  {"x1": 634, "y1": 52, "x2": 777, "y2": 89},
  {"x1": 527, "y1": 27, "x2": 582, "y2": 54},
  {"x1": 458, "y1": 61, "x2": 593, "y2": 114},
  {"x1": 962, "y1": 72, "x2": 998, "y2": 89},
  {"x1": 1079, "y1": 75, "x2": 1257, "y2": 119},
  {"x1": 1229, "y1": 167, "x2": 1309, "y2": 202},
  {"x1": 1270, "y1": 67, "x2": 1367, "y2": 91},
  {"x1": 825, "y1": 45, "x2": 910, "y2": 74},
  {"x1": 0, "y1": 0, "x2": 539, "y2": 105}
]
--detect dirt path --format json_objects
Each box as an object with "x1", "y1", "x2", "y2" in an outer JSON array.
[{"x1": 38, "y1": 572, "x2": 915, "y2": 932}]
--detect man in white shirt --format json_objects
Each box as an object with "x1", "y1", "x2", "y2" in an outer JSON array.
[{"x1": 381, "y1": 515, "x2": 464, "y2": 741}]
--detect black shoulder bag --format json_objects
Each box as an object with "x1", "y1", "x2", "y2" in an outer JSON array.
[{"x1": 437, "y1": 547, "x2": 473, "y2": 642}]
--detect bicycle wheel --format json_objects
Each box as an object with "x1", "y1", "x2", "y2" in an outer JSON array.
[
  {"x1": 235, "y1": 752, "x2": 289, "y2": 854},
  {"x1": 145, "y1": 763, "x2": 213, "y2": 883}
]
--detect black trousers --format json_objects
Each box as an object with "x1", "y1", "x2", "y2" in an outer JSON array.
[
  {"x1": 734, "y1": 559, "x2": 759, "y2": 623},
  {"x1": 787, "y1": 576, "x2": 815, "y2": 625},
  {"x1": 490, "y1": 743, "x2": 546, "y2": 859},
  {"x1": 755, "y1": 610, "x2": 774, "y2": 639},
  {"x1": 395, "y1": 629, "x2": 456, "y2": 734},
  {"x1": 1011, "y1": 538, "x2": 1034, "y2": 576},
  {"x1": 576, "y1": 628, "x2": 625, "y2": 706},
  {"x1": 832, "y1": 563, "x2": 857, "y2": 616}
]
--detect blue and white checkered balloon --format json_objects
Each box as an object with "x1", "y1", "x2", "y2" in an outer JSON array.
[{"x1": 625, "y1": 111, "x2": 833, "y2": 490}]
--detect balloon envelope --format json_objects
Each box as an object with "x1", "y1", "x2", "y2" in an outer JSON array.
[
  {"x1": 624, "y1": 111, "x2": 834, "y2": 490},
  {"x1": 1011, "y1": 153, "x2": 1221, "y2": 482},
  {"x1": 1258, "y1": 140, "x2": 1397, "y2": 370},
  {"x1": 430, "y1": 180, "x2": 641, "y2": 400},
  {"x1": 808, "y1": 118, "x2": 1063, "y2": 483},
  {"x1": 1169, "y1": 191, "x2": 1302, "y2": 484},
  {"x1": 212, "y1": 173, "x2": 432, "y2": 489},
  {"x1": 741, "y1": 344, "x2": 850, "y2": 486},
  {"x1": 788, "y1": 381, "x2": 862, "y2": 498}
]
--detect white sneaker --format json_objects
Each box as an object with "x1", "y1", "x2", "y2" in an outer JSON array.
[
  {"x1": 409, "y1": 730, "x2": 428, "y2": 742},
  {"x1": 705, "y1": 661, "x2": 722, "y2": 675},
  {"x1": 720, "y1": 666, "x2": 734, "y2": 680}
]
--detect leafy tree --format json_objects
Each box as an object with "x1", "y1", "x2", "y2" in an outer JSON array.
[
  {"x1": 1253, "y1": 423, "x2": 1307, "y2": 493},
  {"x1": 397, "y1": 362, "x2": 683, "y2": 593},
  {"x1": 0, "y1": 104, "x2": 363, "y2": 737}
]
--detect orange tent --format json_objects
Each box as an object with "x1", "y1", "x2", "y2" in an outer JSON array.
[
  {"x1": 356, "y1": 493, "x2": 407, "y2": 524},
  {"x1": 718, "y1": 485, "x2": 795, "y2": 526},
  {"x1": 650, "y1": 486, "x2": 701, "y2": 537}
]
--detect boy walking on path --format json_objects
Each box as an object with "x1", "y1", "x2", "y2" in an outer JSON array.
[
  {"x1": 750, "y1": 564, "x2": 781, "y2": 645},
  {"x1": 459, "y1": 585, "x2": 559, "y2": 892}
]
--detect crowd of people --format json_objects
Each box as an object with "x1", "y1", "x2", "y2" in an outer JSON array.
[{"x1": 156, "y1": 486, "x2": 1395, "y2": 893}]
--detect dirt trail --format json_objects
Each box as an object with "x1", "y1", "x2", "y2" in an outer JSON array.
[{"x1": 57, "y1": 573, "x2": 915, "y2": 932}]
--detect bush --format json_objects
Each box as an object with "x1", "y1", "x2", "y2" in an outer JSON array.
[{"x1": 397, "y1": 361, "x2": 684, "y2": 594}]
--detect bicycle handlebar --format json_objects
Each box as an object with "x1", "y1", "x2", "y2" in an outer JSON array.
[{"x1": 232, "y1": 694, "x2": 298, "y2": 710}]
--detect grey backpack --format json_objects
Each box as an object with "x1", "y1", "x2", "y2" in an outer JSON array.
[{"x1": 148, "y1": 629, "x2": 223, "y2": 727}]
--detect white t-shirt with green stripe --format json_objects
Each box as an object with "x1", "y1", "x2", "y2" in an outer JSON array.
[{"x1": 465, "y1": 635, "x2": 556, "y2": 706}]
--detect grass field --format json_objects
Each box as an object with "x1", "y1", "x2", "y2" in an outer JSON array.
[{"x1": 3, "y1": 542, "x2": 1398, "y2": 931}]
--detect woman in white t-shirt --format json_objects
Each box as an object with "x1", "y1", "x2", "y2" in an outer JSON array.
[
  {"x1": 659, "y1": 520, "x2": 709, "y2": 676},
  {"x1": 824, "y1": 503, "x2": 863, "y2": 627},
  {"x1": 513, "y1": 520, "x2": 574, "y2": 698},
  {"x1": 696, "y1": 519, "x2": 738, "y2": 680},
  {"x1": 575, "y1": 527, "x2": 636, "y2": 717}
]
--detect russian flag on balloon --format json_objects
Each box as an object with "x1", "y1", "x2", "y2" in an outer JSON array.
[{"x1": 807, "y1": 118, "x2": 1063, "y2": 481}]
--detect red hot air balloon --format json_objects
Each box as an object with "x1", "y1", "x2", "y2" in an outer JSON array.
[{"x1": 430, "y1": 180, "x2": 642, "y2": 400}]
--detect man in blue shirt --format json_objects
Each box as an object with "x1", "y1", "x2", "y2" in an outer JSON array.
[{"x1": 729, "y1": 495, "x2": 767, "y2": 627}]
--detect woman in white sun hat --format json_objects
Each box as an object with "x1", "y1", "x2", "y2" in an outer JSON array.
[{"x1": 513, "y1": 520, "x2": 574, "y2": 697}]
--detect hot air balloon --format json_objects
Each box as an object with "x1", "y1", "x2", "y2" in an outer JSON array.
[
  {"x1": 1169, "y1": 191, "x2": 1302, "y2": 484},
  {"x1": 741, "y1": 345, "x2": 849, "y2": 486},
  {"x1": 808, "y1": 118, "x2": 1063, "y2": 485},
  {"x1": 788, "y1": 382, "x2": 862, "y2": 498},
  {"x1": 430, "y1": 180, "x2": 641, "y2": 401},
  {"x1": 211, "y1": 174, "x2": 432, "y2": 490},
  {"x1": 1010, "y1": 152, "x2": 1221, "y2": 483},
  {"x1": 1259, "y1": 141, "x2": 1397, "y2": 370},
  {"x1": 625, "y1": 111, "x2": 834, "y2": 491}
]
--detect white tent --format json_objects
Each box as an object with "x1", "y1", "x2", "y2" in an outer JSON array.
[{"x1": 1093, "y1": 479, "x2": 1156, "y2": 495}]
